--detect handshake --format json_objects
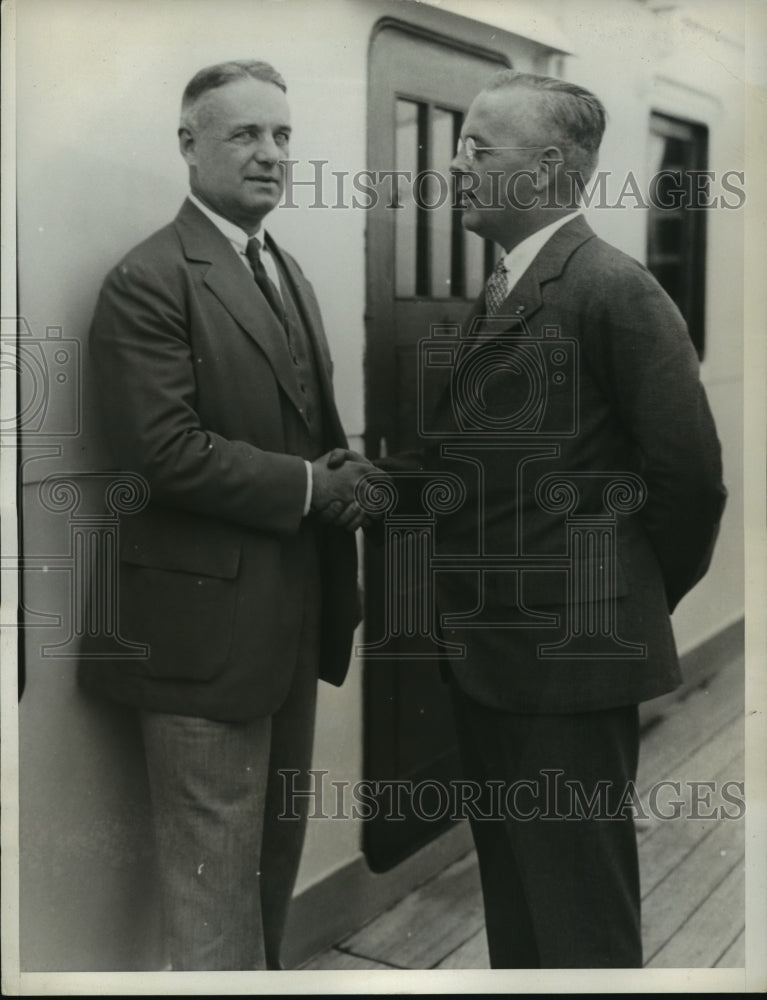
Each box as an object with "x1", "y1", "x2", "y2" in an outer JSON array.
[{"x1": 310, "y1": 449, "x2": 381, "y2": 532}]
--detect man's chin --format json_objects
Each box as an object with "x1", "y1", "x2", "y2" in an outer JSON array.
[
  {"x1": 461, "y1": 206, "x2": 487, "y2": 239},
  {"x1": 234, "y1": 193, "x2": 282, "y2": 229},
  {"x1": 248, "y1": 191, "x2": 282, "y2": 214}
]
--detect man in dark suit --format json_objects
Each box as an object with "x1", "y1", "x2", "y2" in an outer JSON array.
[
  {"x1": 79, "y1": 59, "x2": 370, "y2": 971},
  {"x1": 366, "y1": 70, "x2": 726, "y2": 967}
]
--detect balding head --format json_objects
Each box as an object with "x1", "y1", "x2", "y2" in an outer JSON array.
[{"x1": 483, "y1": 70, "x2": 606, "y2": 183}]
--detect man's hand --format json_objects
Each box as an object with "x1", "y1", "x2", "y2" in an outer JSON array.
[
  {"x1": 311, "y1": 450, "x2": 375, "y2": 531},
  {"x1": 325, "y1": 448, "x2": 368, "y2": 470}
]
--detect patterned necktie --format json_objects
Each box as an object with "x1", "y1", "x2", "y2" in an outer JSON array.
[
  {"x1": 245, "y1": 238, "x2": 284, "y2": 323},
  {"x1": 484, "y1": 257, "x2": 509, "y2": 316}
]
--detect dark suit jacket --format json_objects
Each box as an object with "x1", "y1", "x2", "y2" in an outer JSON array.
[
  {"x1": 79, "y1": 199, "x2": 359, "y2": 722},
  {"x1": 384, "y1": 215, "x2": 726, "y2": 714}
]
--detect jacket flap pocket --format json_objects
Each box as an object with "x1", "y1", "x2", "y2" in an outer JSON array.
[
  {"x1": 517, "y1": 558, "x2": 629, "y2": 608},
  {"x1": 120, "y1": 507, "x2": 241, "y2": 579}
]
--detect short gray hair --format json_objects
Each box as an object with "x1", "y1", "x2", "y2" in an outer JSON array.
[
  {"x1": 180, "y1": 60, "x2": 286, "y2": 131},
  {"x1": 484, "y1": 70, "x2": 606, "y2": 181}
]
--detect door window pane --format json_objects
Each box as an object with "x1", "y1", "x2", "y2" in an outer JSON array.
[
  {"x1": 395, "y1": 98, "x2": 493, "y2": 300},
  {"x1": 430, "y1": 107, "x2": 457, "y2": 298},
  {"x1": 395, "y1": 99, "x2": 422, "y2": 298}
]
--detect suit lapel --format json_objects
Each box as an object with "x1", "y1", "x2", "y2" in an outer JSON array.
[
  {"x1": 457, "y1": 216, "x2": 596, "y2": 356},
  {"x1": 174, "y1": 199, "x2": 309, "y2": 424},
  {"x1": 494, "y1": 214, "x2": 596, "y2": 327},
  {"x1": 430, "y1": 217, "x2": 597, "y2": 427}
]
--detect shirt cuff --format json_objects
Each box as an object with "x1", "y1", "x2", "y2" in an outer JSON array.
[{"x1": 303, "y1": 460, "x2": 313, "y2": 516}]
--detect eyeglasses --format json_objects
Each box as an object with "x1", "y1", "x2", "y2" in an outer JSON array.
[{"x1": 456, "y1": 136, "x2": 546, "y2": 165}]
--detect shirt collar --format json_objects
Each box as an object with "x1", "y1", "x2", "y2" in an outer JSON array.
[
  {"x1": 500, "y1": 210, "x2": 582, "y2": 282},
  {"x1": 188, "y1": 192, "x2": 268, "y2": 254}
]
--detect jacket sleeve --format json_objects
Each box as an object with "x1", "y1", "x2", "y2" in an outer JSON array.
[
  {"x1": 583, "y1": 258, "x2": 727, "y2": 612},
  {"x1": 89, "y1": 254, "x2": 308, "y2": 535}
]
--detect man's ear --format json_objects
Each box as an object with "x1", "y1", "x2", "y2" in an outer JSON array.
[
  {"x1": 178, "y1": 127, "x2": 196, "y2": 165},
  {"x1": 535, "y1": 146, "x2": 564, "y2": 193}
]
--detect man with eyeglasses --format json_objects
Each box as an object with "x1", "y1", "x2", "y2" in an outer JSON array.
[
  {"x1": 372, "y1": 69, "x2": 726, "y2": 967},
  {"x1": 79, "y1": 59, "x2": 370, "y2": 970}
]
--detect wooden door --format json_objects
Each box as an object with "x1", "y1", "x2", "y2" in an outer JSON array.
[{"x1": 363, "y1": 21, "x2": 508, "y2": 871}]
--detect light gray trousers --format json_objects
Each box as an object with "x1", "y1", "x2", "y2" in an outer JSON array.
[{"x1": 140, "y1": 599, "x2": 320, "y2": 971}]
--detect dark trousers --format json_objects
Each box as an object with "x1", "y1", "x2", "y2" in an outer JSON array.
[
  {"x1": 450, "y1": 680, "x2": 642, "y2": 968},
  {"x1": 140, "y1": 595, "x2": 320, "y2": 971}
]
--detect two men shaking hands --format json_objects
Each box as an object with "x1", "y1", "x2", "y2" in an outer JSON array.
[
  {"x1": 81, "y1": 57, "x2": 725, "y2": 972},
  {"x1": 310, "y1": 448, "x2": 375, "y2": 532}
]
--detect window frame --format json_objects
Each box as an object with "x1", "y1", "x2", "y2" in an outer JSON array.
[{"x1": 646, "y1": 111, "x2": 709, "y2": 359}]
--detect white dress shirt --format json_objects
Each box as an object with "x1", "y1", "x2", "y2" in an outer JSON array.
[
  {"x1": 497, "y1": 211, "x2": 582, "y2": 297},
  {"x1": 188, "y1": 193, "x2": 313, "y2": 515},
  {"x1": 188, "y1": 192, "x2": 284, "y2": 297}
]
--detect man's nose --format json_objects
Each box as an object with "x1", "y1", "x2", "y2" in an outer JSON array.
[
  {"x1": 451, "y1": 146, "x2": 474, "y2": 174},
  {"x1": 252, "y1": 136, "x2": 282, "y2": 164},
  {"x1": 450, "y1": 160, "x2": 474, "y2": 198}
]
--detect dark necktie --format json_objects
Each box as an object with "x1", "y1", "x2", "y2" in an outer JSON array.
[
  {"x1": 484, "y1": 257, "x2": 509, "y2": 316},
  {"x1": 245, "y1": 238, "x2": 284, "y2": 323}
]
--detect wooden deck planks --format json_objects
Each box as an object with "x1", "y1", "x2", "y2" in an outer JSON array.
[
  {"x1": 641, "y1": 816, "x2": 745, "y2": 962},
  {"x1": 636, "y1": 657, "x2": 745, "y2": 967},
  {"x1": 638, "y1": 747, "x2": 744, "y2": 894},
  {"x1": 638, "y1": 704, "x2": 743, "y2": 804},
  {"x1": 647, "y1": 862, "x2": 746, "y2": 968},
  {"x1": 302, "y1": 652, "x2": 745, "y2": 971},
  {"x1": 715, "y1": 927, "x2": 746, "y2": 968},
  {"x1": 301, "y1": 948, "x2": 397, "y2": 970},
  {"x1": 337, "y1": 850, "x2": 485, "y2": 969},
  {"x1": 435, "y1": 928, "x2": 489, "y2": 970},
  {"x1": 636, "y1": 655, "x2": 744, "y2": 801}
]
